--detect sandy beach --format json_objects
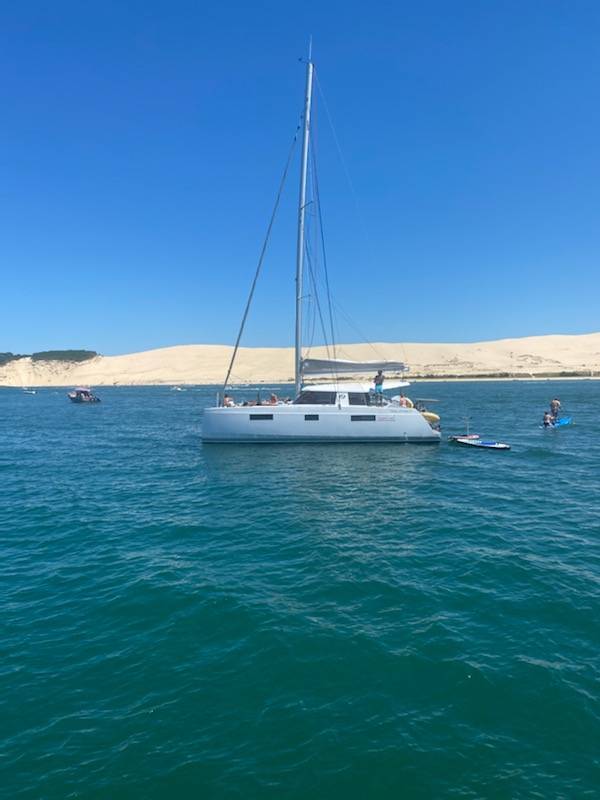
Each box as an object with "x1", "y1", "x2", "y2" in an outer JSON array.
[{"x1": 1, "y1": 333, "x2": 599, "y2": 387}]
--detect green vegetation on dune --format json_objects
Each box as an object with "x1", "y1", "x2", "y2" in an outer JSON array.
[
  {"x1": 0, "y1": 352, "x2": 28, "y2": 366},
  {"x1": 31, "y1": 350, "x2": 97, "y2": 362},
  {"x1": 0, "y1": 350, "x2": 97, "y2": 366}
]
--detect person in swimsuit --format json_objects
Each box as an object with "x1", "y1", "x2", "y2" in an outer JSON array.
[
  {"x1": 543, "y1": 410, "x2": 554, "y2": 428},
  {"x1": 373, "y1": 370, "x2": 384, "y2": 404},
  {"x1": 550, "y1": 398, "x2": 561, "y2": 419}
]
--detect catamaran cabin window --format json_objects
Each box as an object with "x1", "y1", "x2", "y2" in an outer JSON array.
[
  {"x1": 249, "y1": 414, "x2": 273, "y2": 420},
  {"x1": 294, "y1": 391, "x2": 336, "y2": 405},
  {"x1": 304, "y1": 414, "x2": 319, "y2": 421},
  {"x1": 348, "y1": 392, "x2": 372, "y2": 406},
  {"x1": 351, "y1": 415, "x2": 376, "y2": 421}
]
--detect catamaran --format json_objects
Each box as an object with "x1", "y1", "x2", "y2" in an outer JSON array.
[{"x1": 202, "y1": 53, "x2": 441, "y2": 444}]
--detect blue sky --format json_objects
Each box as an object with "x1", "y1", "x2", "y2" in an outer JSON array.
[{"x1": 2, "y1": 1, "x2": 599, "y2": 355}]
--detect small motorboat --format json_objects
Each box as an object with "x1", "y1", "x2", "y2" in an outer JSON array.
[
  {"x1": 449, "y1": 416, "x2": 479, "y2": 442},
  {"x1": 68, "y1": 387, "x2": 101, "y2": 403},
  {"x1": 452, "y1": 437, "x2": 510, "y2": 451},
  {"x1": 22, "y1": 387, "x2": 37, "y2": 395}
]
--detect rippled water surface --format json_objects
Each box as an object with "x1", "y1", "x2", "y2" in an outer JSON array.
[{"x1": 2, "y1": 382, "x2": 599, "y2": 798}]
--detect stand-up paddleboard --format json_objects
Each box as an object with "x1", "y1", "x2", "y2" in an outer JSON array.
[
  {"x1": 555, "y1": 417, "x2": 572, "y2": 427},
  {"x1": 452, "y1": 437, "x2": 511, "y2": 450},
  {"x1": 540, "y1": 416, "x2": 572, "y2": 430}
]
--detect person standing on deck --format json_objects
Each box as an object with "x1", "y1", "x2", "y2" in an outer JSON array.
[{"x1": 373, "y1": 370, "x2": 384, "y2": 405}]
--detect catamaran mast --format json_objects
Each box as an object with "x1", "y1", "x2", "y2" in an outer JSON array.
[{"x1": 294, "y1": 50, "x2": 314, "y2": 396}]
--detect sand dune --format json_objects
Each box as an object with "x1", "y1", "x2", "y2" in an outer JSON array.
[{"x1": 2, "y1": 333, "x2": 600, "y2": 387}]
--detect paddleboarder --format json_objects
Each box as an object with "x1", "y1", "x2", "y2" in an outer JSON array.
[{"x1": 550, "y1": 397, "x2": 561, "y2": 419}]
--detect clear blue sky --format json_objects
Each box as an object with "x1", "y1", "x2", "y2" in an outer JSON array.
[{"x1": 2, "y1": 1, "x2": 599, "y2": 355}]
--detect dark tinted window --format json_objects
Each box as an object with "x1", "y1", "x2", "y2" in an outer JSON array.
[
  {"x1": 294, "y1": 391, "x2": 336, "y2": 405},
  {"x1": 350, "y1": 414, "x2": 376, "y2": 422},
  {"x1": 349, "y1": 392, "x2": 371, "y2": 406},
  {"x1": 249, "y1": 414, "x2": 273, "y2": 420},
  {"x1": 304, "y1": 414, "x2": 319, "y2": 421}
]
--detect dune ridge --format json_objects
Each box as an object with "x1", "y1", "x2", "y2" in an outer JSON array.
[{"x1": 2, "y1": 333, "x2": 600, "y2": 387}]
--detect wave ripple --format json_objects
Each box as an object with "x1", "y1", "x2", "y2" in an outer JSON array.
[{"x1": 1, "y1": 382, "x2": 599, "y2": 798}]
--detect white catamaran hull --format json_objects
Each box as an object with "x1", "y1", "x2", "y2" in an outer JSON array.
[{"x1": 202, "y1": 405, "x2": 440, "y2": 443}]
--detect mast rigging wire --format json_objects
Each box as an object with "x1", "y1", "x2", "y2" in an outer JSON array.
[
  {"x1": 221, "y1": 123, "x2": 301, "y2": 398},
  {"x1": 315, "y1": 70, "x2": 371, "y2": 247},
  {"x1": 314, "y1": 69, "x2": 406, "y2": 368},
  {"x1": 310, "y1": 134, "x2": 337, "y2": 363},
  {"x1": 305, "y1": 242, "x2": 332, "y2": 364},
  {"x1": 302, "y1": 123, "x2": 338, "y2": 385}
]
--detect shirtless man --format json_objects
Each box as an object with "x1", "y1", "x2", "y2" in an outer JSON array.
[{"x1": 373, "y1": 371, "x2": 384, "y2": 405}]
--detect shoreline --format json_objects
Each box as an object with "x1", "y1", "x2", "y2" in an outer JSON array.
[
  {"x1": 2, "y1": 333, "x2": 599, "y2": 387},
  {"x1": 3, "y1": 373, "x2": 600, "y2": 389}
]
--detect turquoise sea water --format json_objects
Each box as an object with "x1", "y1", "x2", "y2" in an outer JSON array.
[{"x1": 2, "y1": 381, "x2": 599, "y2": 799}]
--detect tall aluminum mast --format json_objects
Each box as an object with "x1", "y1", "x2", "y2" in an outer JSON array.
[{"x1": 294, "y1": 49, "x2": 314, "y2": 396}]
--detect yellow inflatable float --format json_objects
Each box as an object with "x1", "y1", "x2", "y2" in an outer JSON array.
[
  {"x1": 420, "y1": 410, "x2": 441, "y2": 424},
  {"x1": 410, "y1": 398, "x2": 441, "y2": 425}
]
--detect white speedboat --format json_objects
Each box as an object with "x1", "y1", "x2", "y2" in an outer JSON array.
[{"x1": 202, "y1": 51, "x2": 440, "y2": 445}]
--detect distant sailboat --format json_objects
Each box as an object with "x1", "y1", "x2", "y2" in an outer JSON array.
[{"x1": 202, "y1": 50, "x2": 440, "y2": 444}]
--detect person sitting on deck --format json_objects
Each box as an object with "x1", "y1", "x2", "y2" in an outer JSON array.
[
  {"x1": 268, "y1": 393, "x2": 278, "y2": 405},
  {"x1": 543, "y1": 410, "x2": 554, "y2": 428},
  {"x1": 223, "y1": 394, "x2": 235, "y2": 407},
  {"x1": 550, "y1": 397, "x2": 561, "y2": 419},
  {"x1": 399, "y1": 393, "x2": 408, "y2": 407}
]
